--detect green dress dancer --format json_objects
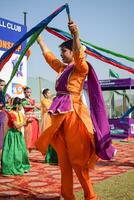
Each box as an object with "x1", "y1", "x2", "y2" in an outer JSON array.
[
  {"x1": 45, "y1": 144, "x2": 58, "y2": 165},
  {"x1": 1, "y1": 97, "x2": 30, "y2": 175}
]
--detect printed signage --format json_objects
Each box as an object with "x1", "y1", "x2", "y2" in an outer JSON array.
[{"x1": 0, "y1": 18, "x2": 27, "y2": 97}]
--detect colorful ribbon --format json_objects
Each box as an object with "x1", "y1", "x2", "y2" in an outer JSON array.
[
  {"x1": 0, "y1": 3, "x2": 134, "y2": 95},
  {"x1": 46, "y1": 27, "x2": 134, "y2": 74},
  {"x1": 0, "y1": 4, "x2": 70, "y2": 71},
  {"x1": 47, "y1": 27, "x2": 134, "y2": 62},
  {"x1": 0, "y1": 4, "x2": 70, "y2": 93}
]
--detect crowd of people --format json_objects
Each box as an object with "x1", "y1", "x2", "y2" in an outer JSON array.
[{"x1": 0, "y1": 78, "x2": 58, "y2": 176}]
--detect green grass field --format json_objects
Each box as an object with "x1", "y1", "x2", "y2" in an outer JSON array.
[{"x1": 75, "y1": 170, "x2": 134, "y2": 200}]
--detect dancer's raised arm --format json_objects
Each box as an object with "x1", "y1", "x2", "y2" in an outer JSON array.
[{"x1": 37, "y1": 36, "x2": 66, "y2": 73}]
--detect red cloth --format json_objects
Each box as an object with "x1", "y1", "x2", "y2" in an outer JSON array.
[{"x1": 8, "y1": 112, "x2": 17, "y2": 129}]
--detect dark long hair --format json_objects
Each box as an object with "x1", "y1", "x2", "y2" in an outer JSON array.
[
  {"x1": 42, "y1": 88, "x2": 50, "y2": 97},
  {"x1": 59, "y1": 39, "x2": 73, "y2": 51},
  {"x1": 12, "y1": 97, "x2": 22, "y2": 110}
]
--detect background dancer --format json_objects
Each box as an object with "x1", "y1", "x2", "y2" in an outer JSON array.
[
  {"x1": 22, "y1": 86, "x2": 40, "y2": 152},
  {"x1": 41, "y1": 88, "x2": 58, "y2": 165},
  {"x1": 1, "y1": 97, "x2": 30, "y2": 176}
]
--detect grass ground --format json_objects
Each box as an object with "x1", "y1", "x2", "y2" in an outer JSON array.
[{"x1": 75, "y1": 169, "x2": 134, "y2": 200}]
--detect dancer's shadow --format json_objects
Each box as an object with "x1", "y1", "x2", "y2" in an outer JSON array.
[
  {"x1": 97, "y1": 160, "x2": 134, "y2": 167},
  {"x1": 0, "y1": 194, "x2": 60, "y2": 200},
  {"x1": 0, "y1": 184, "x2": 60, "y2": 200}
]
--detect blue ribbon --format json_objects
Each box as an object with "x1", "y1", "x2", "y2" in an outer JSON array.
[{"x1": 0, "y1": 4, "x2": 69, "y2": 64}]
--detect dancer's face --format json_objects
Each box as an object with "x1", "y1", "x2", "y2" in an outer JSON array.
[
  {"x1": 46, "y1": 90, "x2": 51, "y2": 98},
  {"x1": 16, "y1": 104, "x2": 22, "y2": 111},
  {"x1": 0, "y1": 81, "x2": 5, "y2": 91},
  {"x1": 24, "y1": 89, "x2": 32, "y2": 98},
  {"x1": 60, "y1": 47, "x2": 73, "y2": 64}
]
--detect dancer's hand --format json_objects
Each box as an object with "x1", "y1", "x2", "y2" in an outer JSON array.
[
  {"x1": 37, "y1": 36, "x2": 43, "y2": 44},
  {"x1": 37, "y1": 35, "x2": 50, "y2": 53},
  {"x1": 68, "y1": 20, "x2": 79, "y2": 37}
]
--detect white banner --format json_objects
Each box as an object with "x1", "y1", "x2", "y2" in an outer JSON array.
[{"x1": 0, "y1": 51, "x2": 27, "y2": 98}]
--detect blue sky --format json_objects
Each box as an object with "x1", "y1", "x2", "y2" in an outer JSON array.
[{"x1": 1, "y1": 0, "x2": 134, "y2": 81}]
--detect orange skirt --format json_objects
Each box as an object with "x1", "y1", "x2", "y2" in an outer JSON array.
[{"x1": 36, "y1": 111, "x2": 97, "y2": 169}]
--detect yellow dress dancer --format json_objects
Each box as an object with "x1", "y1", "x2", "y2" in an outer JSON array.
[
  {"x1": 41, "y1": 88, "x2": 58, "y2": 165},
  {"x1": 40, "y1": 88, "x2": 52, "y2": 132}
]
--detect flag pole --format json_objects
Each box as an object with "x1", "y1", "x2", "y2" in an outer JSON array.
[
  {"x1": 109, "y1": 69, "x2": 111, "y2": 81},
  {"x1": 66, "y1": 2, "x2": 71, "y2": 23},
  {"x1": 67, "y1": 11, "x2": 71, "y2": 23}
]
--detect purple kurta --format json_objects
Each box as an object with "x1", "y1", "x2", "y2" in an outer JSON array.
[
  {"x1": 49, "y1": 65, "x2": 74, "y2": 114},
  {"x1": 49, "y1": 61, "x2": 116, "y2": 160}
]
